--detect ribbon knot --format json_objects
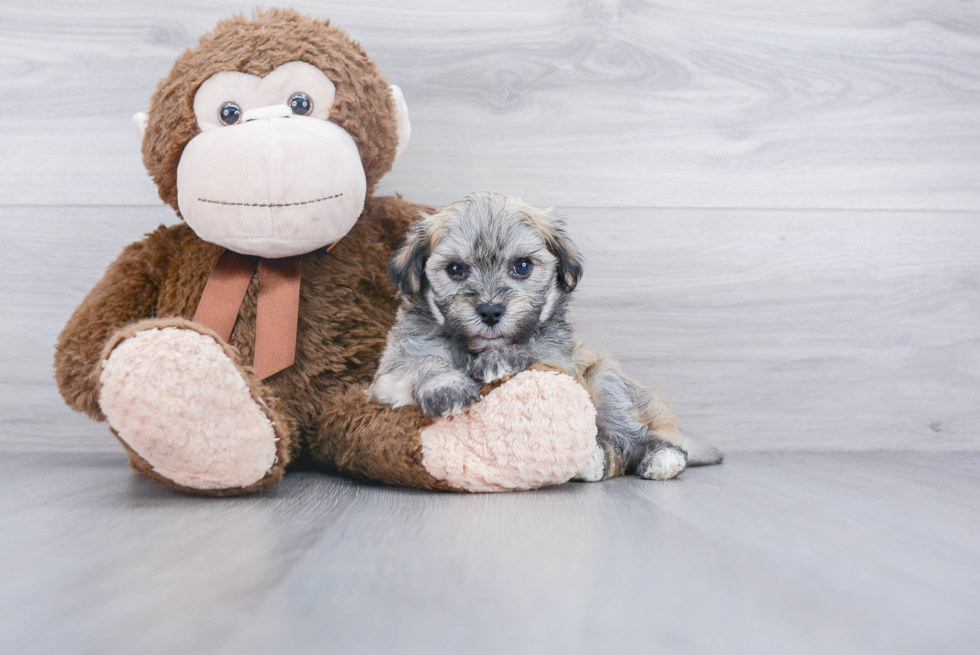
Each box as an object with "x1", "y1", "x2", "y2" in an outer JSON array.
[{"x1": 193, "y1": 249, "x2": 302, "y2": 380}]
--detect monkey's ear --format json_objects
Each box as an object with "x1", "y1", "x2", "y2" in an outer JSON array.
[
  {"x1": 388, "y1": 218, "x2": 429, "y2": 296},
  {"x1": 389, "y1": 85, "x2": 411, "y2": 162},
  {"x1": 546, "y1": 222, "x2": 584, "y2": 292},
  {"x1": 133, "y1": 111, "x2": 148, "y2": 145}
]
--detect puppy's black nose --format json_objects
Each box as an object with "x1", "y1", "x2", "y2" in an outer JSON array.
[{"x1": 476, "y1": 303, "x2": 505, "y2": 326}]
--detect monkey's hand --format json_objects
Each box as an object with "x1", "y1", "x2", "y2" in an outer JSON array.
[
  {"x1": 467, "y1": 346, "x2": 536, "y2": 384},
  {"x1": 413, "y1": 370, "x2": 482, "y2": 417}
]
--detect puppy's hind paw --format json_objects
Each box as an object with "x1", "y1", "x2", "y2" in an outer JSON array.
[
  {"x1": 572, "y1": 444, "x2": 605, "y2": 482},
  {"x1": 638, "y1": 445, "x2": 687, "y2": 481}
]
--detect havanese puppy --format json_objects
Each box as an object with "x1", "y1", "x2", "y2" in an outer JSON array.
[{"x1": 369, "y1": 191, "x2": 722, "y2": 481}]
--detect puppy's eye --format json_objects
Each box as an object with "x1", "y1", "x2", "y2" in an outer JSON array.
[
  {"x1": 288, "y1": 92, "x2": 313, "y2": 116},
  {"x1": 510, "y1": 258, "x2": 533, "y2": 278},
  {"x1": 219, "y1": 102, "x2": 242, "y2": 126},
  {"x1": 446, "y1": 262, "x2": 469, "y2": 279}
]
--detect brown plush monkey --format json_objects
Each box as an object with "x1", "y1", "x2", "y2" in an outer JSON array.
[{"x1": 54, "y1": 9, "x2": 597, "y2": 496}]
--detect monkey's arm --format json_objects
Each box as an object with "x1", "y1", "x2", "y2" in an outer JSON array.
[{"x1": 54, "y1": 228, "x2": 171, "y2": 420}]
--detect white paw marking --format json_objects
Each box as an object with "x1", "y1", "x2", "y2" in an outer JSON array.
[
  {"x1": 640, "y1": 448, "x2": 687, "y2": 481},
  {"x1": 446, "y1": 404, "x2": 467, "y2": 416},
  {"x1": 369, "y1": 373, "x2": 416, "y2": 408},
  {"x1": 483, "y1": 361, "x2": 506, "y2": 384},
  {"x1": 483, "y1": 359, "x2": 521, "y2": 384},
  {"x1": 573, "y1": 444, "x2": 605, "y2": 482}
]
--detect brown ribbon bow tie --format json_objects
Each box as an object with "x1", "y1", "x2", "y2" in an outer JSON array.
[{"x1": 193, "y1": 249, "x2": 303, "y2": 380}]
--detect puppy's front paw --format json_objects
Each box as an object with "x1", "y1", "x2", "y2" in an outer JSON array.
[
  {"x1": 414, "y1": 373, "x2": 481, "y2": 417},
  {"x1": 468, "y1": 348, "x2": 534, "y2": 384}
]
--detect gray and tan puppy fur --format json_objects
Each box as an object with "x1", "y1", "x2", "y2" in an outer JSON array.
[{"x1": 370, "y1": 191, "x2": 722, "y2": 481}]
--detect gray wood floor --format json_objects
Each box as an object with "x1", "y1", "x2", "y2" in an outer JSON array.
[
  {"x1": 1, "y1": 451, "x2": 979, "y2": 655},
  {"x1": 2, "y1": 1, "x2": 979, "y2": 652}
]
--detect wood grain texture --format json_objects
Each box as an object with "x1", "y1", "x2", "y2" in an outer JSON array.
[
  {"x1": 3, "y1": 4, "x2": 978, "y2": 652},
  {"x1": 0, "y1": 451, "x2": 977, "y2": 654},
  {"x1": 563, "y1": 207, "x2": 980, "y2": 451},
  {"x1": 2, "y1": 205, "x2": 977, "y2": 453},
  {"x1": 1, "y1": 0, "x2": 979, "y2": 208}
]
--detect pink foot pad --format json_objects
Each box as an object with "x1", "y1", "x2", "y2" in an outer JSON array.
[
  {"x1": 98, "y1": 327, "x2": 279, "y2": 490},
  {"x1": 420, "y1": 369, "x2": 597, "y2": 492}
]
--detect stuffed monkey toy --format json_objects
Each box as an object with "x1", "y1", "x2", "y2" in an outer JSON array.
[{"x1": 54, "y1": 9, "x2": 597, "y2": 496}]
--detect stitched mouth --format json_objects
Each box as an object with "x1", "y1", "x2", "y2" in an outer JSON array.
[{"x1": 197, "y1": 193, "x2": 343, "y2": 208}]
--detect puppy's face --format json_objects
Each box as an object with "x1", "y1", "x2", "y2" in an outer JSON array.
[
  {"x1": 427, "y1": 206, "x2": 556, "y2": 350},
  {"x1": 389, "y1": 192, "x2": 583, "y2": 351}
]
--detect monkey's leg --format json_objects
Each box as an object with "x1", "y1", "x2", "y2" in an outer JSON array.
[
  {"x1": 308, "y1": 367, "x2": 598, "y2": 492},
  {"x1": 305, "y1": 384, "x2": 451, "y2": 491},
  {"x1": 98, "y1": 318, "x2": 295, "y2": 496}
]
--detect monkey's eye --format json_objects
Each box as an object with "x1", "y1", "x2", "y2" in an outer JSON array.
[
  {"x1": 446, "y1": 262, "x2": 469, "y2": 279},
  {"x1": 510, "y1": 258, "x2": 533, "y2": 278},
  {"x1": 288, "y1": 92, "x2": 313, "y2": 116},
  {"x1": 218, "y1": 102, "x2": 242, "y2": 126}
]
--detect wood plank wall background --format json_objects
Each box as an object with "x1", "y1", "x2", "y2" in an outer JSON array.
[{"x1": 1, "y1": 0, "x2": 977, "y2": 453}]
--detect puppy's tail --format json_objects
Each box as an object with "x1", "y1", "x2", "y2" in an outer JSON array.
[
  {"x1": 650, "y1": 427, "x2": 723, "y2": 466},
  {"x1": 675, "y1": 432, "x2": 724, "y2": 466}
]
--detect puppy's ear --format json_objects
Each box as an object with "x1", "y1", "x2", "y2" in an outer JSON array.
[
  {"x1": 523, "y1": 205, "x2": 584, "y2": 292},
  {"x1": 388, "y1": 216, "x2": 430, "y2": 296},
  {"x1": 544, "y1": 221, "x2": 584, "y2": 292}
]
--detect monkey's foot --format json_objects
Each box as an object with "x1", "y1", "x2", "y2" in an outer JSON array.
[
  {"x1": 419, "y1": 368, "x2": 597, "y2": 492},
  {"x1": 98, "y1": 322, "x2": 287, "y2": 494}
]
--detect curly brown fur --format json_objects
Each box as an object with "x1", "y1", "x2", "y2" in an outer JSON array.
[
  {"x1": 305, "y1": 384, "x2": 456, "y2": 492},
  {"x1": 55, "y1": 195, "x2": 449, "y2": 493}
]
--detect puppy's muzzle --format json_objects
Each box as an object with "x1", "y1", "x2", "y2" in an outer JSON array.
[{"x1": 476, "y1": 303, "x2": 505, "y2": 327}]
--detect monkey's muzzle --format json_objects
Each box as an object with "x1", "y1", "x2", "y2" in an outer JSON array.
[{"x1": 176, "y1": 115, "x2": 367, "y2": 258}]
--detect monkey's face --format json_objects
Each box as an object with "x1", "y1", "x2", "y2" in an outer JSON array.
[
  {"x1": 138, "y1": 11, "x2": 410, "y2": 256},
  {"x1": 170, "y1": 61, "x2": 378, "y2": 258}
]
